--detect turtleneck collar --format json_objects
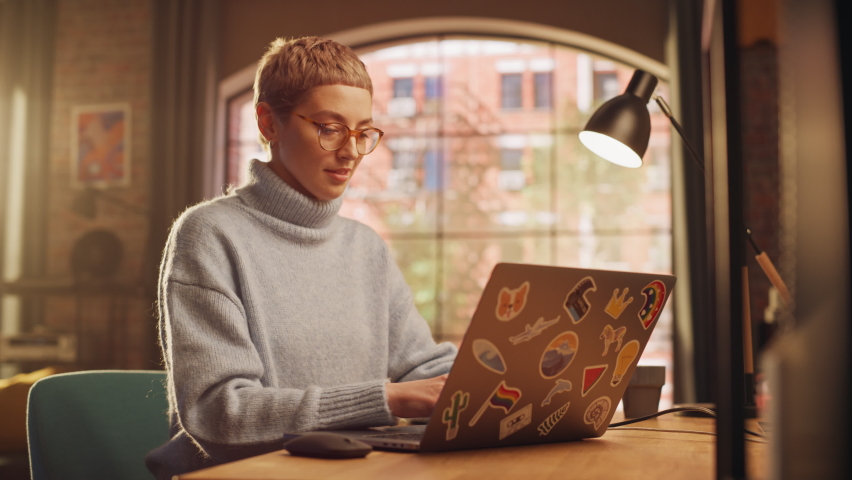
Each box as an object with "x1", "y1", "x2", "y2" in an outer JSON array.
[{"x1": 235, "y1": 159, "x2": 343, "y2": 229}]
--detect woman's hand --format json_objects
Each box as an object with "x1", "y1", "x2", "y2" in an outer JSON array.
[{"x1": 385, "y1": 374, "x2": 448, "y2": 418}]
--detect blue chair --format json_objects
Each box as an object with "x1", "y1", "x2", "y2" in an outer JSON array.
[{"x1": 26, "y1": 370, "x2": 169, "y2": 480}]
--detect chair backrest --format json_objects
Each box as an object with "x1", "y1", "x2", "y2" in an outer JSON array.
[{"x1": 27, "y1": 370, "x2": 168, "y2": 480}]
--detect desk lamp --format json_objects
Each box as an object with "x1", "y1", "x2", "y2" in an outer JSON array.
[
  {"x1": 579, "y1": 68, "x2": 789, "y2": 475},
  {"x1": 579, "y1": 69, "x2": 791, "y2": 305}
]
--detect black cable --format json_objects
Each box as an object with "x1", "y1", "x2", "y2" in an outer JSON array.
[{"x1": 607, "y1": 407, "x2": 767, "y2": 439}]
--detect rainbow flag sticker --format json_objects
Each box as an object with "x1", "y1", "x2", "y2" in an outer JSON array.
[{"x1": 469, "y1": 381, "x2": 522, "y2": 427}]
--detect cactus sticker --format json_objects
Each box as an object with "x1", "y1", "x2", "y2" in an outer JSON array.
[{"x1": 441, "y1": 390, "x2": 470, "y2": 441}]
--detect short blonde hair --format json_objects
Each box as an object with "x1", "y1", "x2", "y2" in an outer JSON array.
[{"x1": 254, "y1": 37, "x2": 372, "y2": 147}]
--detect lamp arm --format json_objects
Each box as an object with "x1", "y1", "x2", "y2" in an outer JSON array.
[
  {"x1": 653, "y1": 95, "x2": 706, "y2": 176},
  {"x1": 654, "y1": 92, "x2": 793, "y2": 309}
]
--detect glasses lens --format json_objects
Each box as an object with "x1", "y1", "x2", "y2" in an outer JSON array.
[
  {"x1": 318, "y1": 124, "x2": 347, "y2": 151},
  {"x1": 356, "y1": 129, "x2": 382, "y2": 155}
]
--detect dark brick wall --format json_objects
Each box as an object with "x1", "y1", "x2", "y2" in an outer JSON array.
[
  {"x1": 740, "y1": 40, "x2": 780, "y2": 349},
  {"x1": 45, "y1": 0, "x2": 155, "y2": 369}
]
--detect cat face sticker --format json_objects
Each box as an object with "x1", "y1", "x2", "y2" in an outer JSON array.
[
  {"x1": 472, "y1": 339, "x2": 507, "y2": 374},
  {"x1": 564, "y1": 277, "x2": 597, "y2": 324},
  {"x1": 539, "y1": 331, "x2": 579, "y2": 379},
  {"x1": 496, "y1": 281, "x2": 530, "y2": 321},
  {"x1": 638, "y1": 280, "x2": 666, "y2": 329}
]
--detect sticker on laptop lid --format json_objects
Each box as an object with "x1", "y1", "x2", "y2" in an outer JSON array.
[
  {"x1": 539, "y1": 331, "x2": 579, "y2": 379},
  {"x1": 600, "y1": 324, "x2": 627, "y2": 356},
  {"x1": 509, "y1": 315, "x2": 560, "y2": 345},
  {"x1": 496, "y1": 281, "x2": 530, "y2": 321},
  {"x1": 638, "y1": 280, "x2": 666, "y2": 329},
  {"x1": 563, "y1": 277, "x2": 597, "y2": 324},
  {"x1": 582, "y1": 365, "x2": 608, "y2": 396},
  {"x1": 541, "y1": 378, "x2": 573, "y2": 406},
  {"x1": 499, "y1": 403, "x2": 532, "y2": 440},
  {"x1": 611, "y1": 340, "x2": 641, "y2": 387},
  {"x1": 584, "y1": 396, "x2": 612, "y2": 431},
  {"x1": 469, "y1": 381, "x2": 522, "y2": 427},
  {"x1": 537, "y1": 401, "x2": 571, "y2": 436},
  {"x1": 441, "y1": 390, "x2": 470, "y2": 441},
  {"x1": 605, "y1": 287, "x2": 634, "y2": 319},
  {"x1": 472, "y1": 339, "x2": 507, "y2": 374}
]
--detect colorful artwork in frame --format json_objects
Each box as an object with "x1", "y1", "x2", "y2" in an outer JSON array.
[{"x1": 71, "y1": 103, "x2": 130, "y2": 188}]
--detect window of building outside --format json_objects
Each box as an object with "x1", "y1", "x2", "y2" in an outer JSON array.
[
  {"x1": 225, "y1": 36, "x2": 673, "y2": 408},
  {"x1": 501, "y1": 73, "x2": 523, "y2": 109},
  {"x1": 534, "y1": 71, "x2": 553, "y2": 109}
]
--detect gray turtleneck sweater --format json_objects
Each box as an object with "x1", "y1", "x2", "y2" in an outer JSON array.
[{"x1": 146, "y1": 159, "x2": 457, "y2": 478}]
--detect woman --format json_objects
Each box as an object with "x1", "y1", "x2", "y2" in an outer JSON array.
[{"x1": 146, "y1": 36, "x2": 456, "y2": 478}]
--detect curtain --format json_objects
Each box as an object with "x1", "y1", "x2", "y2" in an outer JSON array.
[
  {"x1": 0, "y1": 0, "x2": 56, "y2": 332},
  {"x1": 146, "y1": 0, "x2": 221, "y2": 295}
]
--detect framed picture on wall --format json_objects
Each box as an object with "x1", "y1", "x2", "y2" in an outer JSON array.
[{"x1": 70, "y1": 103, "x2": 131, "y2": 188}]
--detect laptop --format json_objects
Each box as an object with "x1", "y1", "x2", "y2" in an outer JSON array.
[{"x1": 286, "y1": 262, "x2": 676, "y2": 452}]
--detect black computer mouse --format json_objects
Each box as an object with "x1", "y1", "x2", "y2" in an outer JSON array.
[{"x1": 283, "y1": 432, "x2": 373, "y2": 459}]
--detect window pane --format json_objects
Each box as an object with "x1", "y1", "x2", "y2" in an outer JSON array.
[
  {"x1": 501, "y1": 73, "x2": 522, "y2": 109},
  {"x1": 226, "y1": 89, "x2": 264, "y2": 186},
  {"x1": 226, "y1": 37, "x2": 674, "y2": 387},
  {"x1": 340, "y1": 136, "x2": 441, "y2": 234},
  {"x1": 534, "y1": 72, "x2": 553, "y2": 109},
  {"x1": 442, "y1": 134, "x2": 553, "y2": 233},
  {"x1": 393, "y1": 78, "x2": 414, "y2": 98},
  {"x1": 424, "y1": 76, "x2": 443, "y2": 99},
  {"x1": 441, "y1": 236, "x2": 552, "y2": 340},
  {"x1": 387, "y1": 238, "x2": 438, "y2": 330}
]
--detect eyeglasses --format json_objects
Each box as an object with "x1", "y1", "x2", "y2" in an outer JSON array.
[{"x1": 293, "y1": 113, "x2": 384, "y2": 155}]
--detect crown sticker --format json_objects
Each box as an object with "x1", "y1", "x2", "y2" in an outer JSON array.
[{"x1": 604, "y1": 288, "x2": 634, "y2": 319}]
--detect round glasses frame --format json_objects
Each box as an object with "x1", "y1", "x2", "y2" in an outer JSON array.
[{"x1": 293, "y1": 113, "x2": 384, "y2": 155}]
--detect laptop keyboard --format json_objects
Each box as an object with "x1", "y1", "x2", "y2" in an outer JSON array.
[{"x1": 365, "y1": 432, "x2": 424, "y2": 441}]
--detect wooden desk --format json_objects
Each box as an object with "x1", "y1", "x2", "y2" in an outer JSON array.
[{"x1": 179, "y1": 415, "x2": 768, "y2": 480}]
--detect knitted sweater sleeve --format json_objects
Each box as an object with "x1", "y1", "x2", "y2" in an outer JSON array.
[
  {"x1": 382, "y1": 241, "x2": 458, "y2": 383},
  {"x1": 158, "y1": 213, "x2": 396, "y2": 463}
]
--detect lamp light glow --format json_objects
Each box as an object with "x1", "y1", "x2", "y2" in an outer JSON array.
[{"x1": 578, "y1": 131, "x2": 643, "y2": 168}]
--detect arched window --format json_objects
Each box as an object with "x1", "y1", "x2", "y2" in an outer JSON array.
[{"x1": 223, "y1": 32, "x2": 673, "y2": 406}]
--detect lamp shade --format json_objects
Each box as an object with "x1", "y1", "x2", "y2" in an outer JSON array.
[{"x1": 579, "y1": 69, "x2": 659, "y2": 168}]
